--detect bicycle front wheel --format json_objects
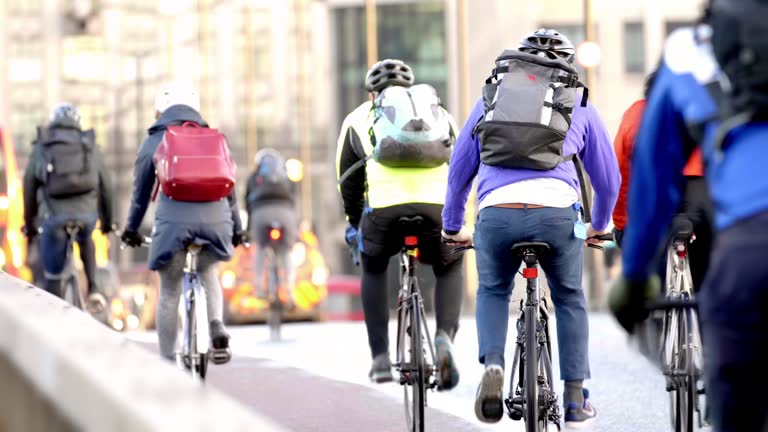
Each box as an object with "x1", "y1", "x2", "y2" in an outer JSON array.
[
  {"x1": 405, "y1": 297, "x2": 426, "y2": 432},
  {"x1": 524, "y1": 305, "x2": 540, "y2": 432}
]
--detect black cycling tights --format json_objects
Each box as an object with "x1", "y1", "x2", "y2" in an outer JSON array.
[{"x1": 361, "y1": 253, "x2": 464, "y2": 359}]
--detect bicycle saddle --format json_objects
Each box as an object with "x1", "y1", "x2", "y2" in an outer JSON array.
[
  {"x1": 670, "y1": 214, "x2": 694, "y2": 241},
  {"x1": 398, "y1": 216, "x2": 424, "y2": 232},
  {"x1": 63, "y1": 221, "x2": 86, "y2": 235},
  {"x1": 510, "y1": 242, "x2": 551, "y2": 257}
]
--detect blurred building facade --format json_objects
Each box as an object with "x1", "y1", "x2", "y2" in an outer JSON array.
[{"x1": 0, "y1": 0, "x2": 705, "y2": 273}]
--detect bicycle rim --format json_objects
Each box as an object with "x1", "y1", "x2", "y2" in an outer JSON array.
[
  {"x1": 410, "y1": 298, "x2": 425, "y2": 432},
  {"x1": 187, "y1": 294, "x2": 204, "y2": 381},
  {"x1": 400, "y1": 300, "x2": 413, "y2": 429},
  {"x1": 682, "y1": 308, "x2": 695, "y2": 432},
  {"x1": 524, "y1": 306, "x2": 540, "y2": 432}
]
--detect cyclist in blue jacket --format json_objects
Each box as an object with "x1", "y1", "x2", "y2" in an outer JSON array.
[{"x1": 610, "y1": 1, "x2": 768, "y2": 430}]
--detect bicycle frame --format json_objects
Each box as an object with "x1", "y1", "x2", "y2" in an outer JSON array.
[{"x1": 395, "y1": 243, "x2": 437, "y2": 371}]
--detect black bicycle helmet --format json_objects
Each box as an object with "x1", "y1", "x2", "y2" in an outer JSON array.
[
  {"x1": 49, "y1": 102, "x2": 81, "y2": 126},
  {"x1": 518, "y1": 29, "x2": 577, "y2": 63},
  {"x1": 365, "y1": 59, "x2": 415, "y2": 93}
]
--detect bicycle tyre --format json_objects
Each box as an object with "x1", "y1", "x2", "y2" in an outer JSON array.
[
  {"x1": 187, "y1": 289, "x2": 207, "y2": 381},
  {"x1": 64, "y1": 276, "x2": 82, "y2": 309},
  {"x1": 410, "y1": 296, "x2": 426, "y2": 432},
  {"x1": 681, "y1": 307, "x2": 695, "y2": 432},
  {"x1": 267, "y1": 263, "x2": 282, "y2": 341},
  {"x1": 524, "y1": 305, "x2": 540, "y2": 432}
]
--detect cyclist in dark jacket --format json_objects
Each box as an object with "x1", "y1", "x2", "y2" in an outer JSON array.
[
  {"x1": 245, "y1": 148, "x2": 298, "y2": 301},
  {"x1": 22, "y1": 103, "x2": 114, "y2": 300},
  {"x1": 121, "y1": 83, "x2": 246, "y2": 363}
]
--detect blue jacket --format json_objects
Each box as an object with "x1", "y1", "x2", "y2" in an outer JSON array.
[
  {"x1": 125, "y1": 105, "x2": 243, "y2": 270},
  {"x1": 622, "y1": 26, "x2": 768, "y2": 280}
]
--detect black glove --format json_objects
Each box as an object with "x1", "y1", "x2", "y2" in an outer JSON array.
[
  {"x1": 21, "y1": 225, "x2": 38, "y2": 240},
  {"x1": 101, "y1": 223, "x2": 117, "y2": 235},
  {"x1": 233, "y1": 231, "x2": 249, "y2": 247},
  {"x1": 120, "y1": 230, "x2": 144, "y2": 248},
  {"x1": 609, "y1": 275, "x2": 661, "y2": 333}
]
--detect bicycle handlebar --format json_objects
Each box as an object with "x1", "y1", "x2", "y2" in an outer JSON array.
[
  {"x1": 448, "y1": 233, "x2": 614, "y2": 254},
  {"x1": 645, "y1": 298, "x2": 698, "y2": 311}
]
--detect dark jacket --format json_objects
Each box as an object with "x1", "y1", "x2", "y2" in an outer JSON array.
[
  {"x1": 125, "y1": 105, "x2": 243, "y2": 270},
  {"x1": 23, "y1": 118, "x2": 114, "y2": 230}
]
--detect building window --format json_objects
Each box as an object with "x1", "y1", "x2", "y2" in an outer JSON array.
[
  {"x1": 624, "y1": 22, "x2": 645, "y2": 74},
  {"x1": 666, "y1": 21, "x2": 692, "y2": 35},
  {"x1": 333, "y1": 2, "x2": 447, "y2": 124}
]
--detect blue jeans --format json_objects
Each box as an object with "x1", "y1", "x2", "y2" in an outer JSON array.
[
  {"x1": 474, "y1": 205, "x2": 590, "y2": 381},
  {"x1": 40, "y1": 213, "x2": 97, "y2": 297}
]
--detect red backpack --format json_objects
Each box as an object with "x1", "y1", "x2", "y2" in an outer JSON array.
[{"x1": 153, "y1": 122, "x2": 236, "y2": 202}]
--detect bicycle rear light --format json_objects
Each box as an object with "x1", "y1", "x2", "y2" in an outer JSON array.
[
  {"x1": 405, "y1": 236, "x2": 418, "y2": 246},
  {"x1": 269, "y1": 228, "x2": 282, "y2": 241},
  {"x1": 522, "y1": 267, "x2": 538, "y2": 279}
]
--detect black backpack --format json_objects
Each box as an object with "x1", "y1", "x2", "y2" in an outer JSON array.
[
  {"x1": 37, "y1": 126, "x2": 99, "y2": 198},
  {"x1": 709, "y1": 0, "x2": 768, "y2": 150}
]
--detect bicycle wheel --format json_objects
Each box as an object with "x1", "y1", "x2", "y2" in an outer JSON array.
[
  {"x1": 408, "y1": 296, "x2": 426, "y2": 432},
  {"x1": 267, "y1": 263, "x2": 282, "y2": 342},
  {"x1": 524, "y1": 305, "x2": 540, "y2": 432},
  {"x1": 678, "y1": 308, "x2": 695, "y2": 432},
  {"x1": 63, "y1": 276, "x2": 82, "y2": 309}
]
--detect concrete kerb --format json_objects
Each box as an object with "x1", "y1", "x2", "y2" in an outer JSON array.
[{"x1": 0, "y1": 272, "x2": 287, "y2": 432}]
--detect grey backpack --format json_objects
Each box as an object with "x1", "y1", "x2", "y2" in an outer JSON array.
[{"x1": 473, "y1": 50, "x2": 593, "y2": 220}]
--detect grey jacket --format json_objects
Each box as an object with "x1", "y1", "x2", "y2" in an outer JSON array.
[
  {"x1": 125, "y1": 105, "x2": 243, "y2": 270},
  {"x1": 23, "y1": 118, "x2": 114, "y2": 229}
]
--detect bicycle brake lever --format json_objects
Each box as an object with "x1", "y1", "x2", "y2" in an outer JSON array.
[
  {"x1": 450, "y1": 245, "x2": 474, "y2": 254},
  {"x1": 586, "y1": 243, "x2": 605, "y2": 251}
]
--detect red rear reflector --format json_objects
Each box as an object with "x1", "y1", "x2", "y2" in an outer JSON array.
[
  {"x1": 405, "y1": 236, "x2": 418, "y2": 246},
  {"x1": 522, "y1": 267, "x2": 538, "y2": 279}
]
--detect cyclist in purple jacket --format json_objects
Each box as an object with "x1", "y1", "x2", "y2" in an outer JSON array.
[{"x1": 441, "y1": 29, "x2": 620, "y2": 429}]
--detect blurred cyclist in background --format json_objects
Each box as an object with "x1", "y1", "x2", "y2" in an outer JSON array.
[
  {"x1": 611, "y1": 1, "x2": 768, "y2": 429},
  {"x1": 245, "y1": 148, "x2": 298, "y2": 301},
  {"x1": 23, "y1": 102, "x2": 114, "y2": 304}
]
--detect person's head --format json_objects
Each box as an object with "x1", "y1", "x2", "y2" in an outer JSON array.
[
  {"x1": 154, "y1": 82, "x2": 200, "y2": 118},
  {"x1": 518, "y1": 28, "x2": 577, "y2": 64},
  {"x1": 365, "y1": 59, "x2": 414, "y2": 98},
  {"x1": 49, "y1": 103, "x2": 81, "y2": 127},
  {"x1": 253, "y1": 148, "x2": 285, "y2": 173}
]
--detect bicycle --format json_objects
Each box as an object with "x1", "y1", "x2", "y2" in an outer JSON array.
[
  {"x1": 126, "y1": 236, "x2": 230, "y2": 382},
  {"x1": 394, "y1": 216, "x2": 439, "y2": 432},
  {"x1": 452, "y1": 233, "x2": 612, "y2": 432},
  {"x1": 646, "y1": 215, "x2": 705, "y2": 431},
  {"x1": 35, "y1": 221, "x2": 108, "y2": 317}
]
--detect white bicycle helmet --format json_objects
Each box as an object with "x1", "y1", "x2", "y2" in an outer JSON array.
[
  {"x1": 154, "y1": 82, "x2": 201, "y2": 113},
  {"x1": 518, "y1": 29, "x2": 577, "y2": 63}
]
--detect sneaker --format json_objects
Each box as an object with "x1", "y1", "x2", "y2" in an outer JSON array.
[
  {"x1": 564, "y1": 388, "x2": 597, "y2": 429},
  {"x1": 369, "y1": 353, "x2": 394, "y2": 383},
  {"x1": 474, "y1": 365, "x2": 504, "y2": 423},
  {"x1": 209, "y1": 320, "x2": 232, "y2": 364},
  {"x1": 435, "y1": 330, "x2": 459, "y2": 391}
]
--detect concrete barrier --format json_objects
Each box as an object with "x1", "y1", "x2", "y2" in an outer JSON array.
[{"x1": 0, "y1": 272, "x2": 287, "y2": 432}]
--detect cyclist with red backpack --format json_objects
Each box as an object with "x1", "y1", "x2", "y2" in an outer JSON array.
[{"x1": 121, "y1": 83, "x2": 247, "y2": 363}]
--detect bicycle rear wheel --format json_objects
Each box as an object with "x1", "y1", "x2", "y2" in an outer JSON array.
[
  {"x1": 524, "y1": 305, "x2": 540, "y2": 432},
  {"x1": 63, "y1": 276, "x2": 82, "y2": 309},
  {"x1": 267, "y1": 263, "x2": 282, "y2": 342},
  {"x1": 402, "y1": 296, "x2": 426, "y2": 432},
  {"x1": 185, "y1": 289, "x2": 207, "y2": 381}
]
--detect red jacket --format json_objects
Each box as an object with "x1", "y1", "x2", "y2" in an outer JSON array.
[{"x1": 612, "y1": 99, "x2": 703, "y2": 230}]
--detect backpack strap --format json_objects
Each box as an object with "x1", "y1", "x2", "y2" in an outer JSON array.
[
  {"x1": 562, "y1": 153, "x2": 592, "y2": 223},
  {"x1": 556, "y1": 75, "x2": 589, "y2": 107}
]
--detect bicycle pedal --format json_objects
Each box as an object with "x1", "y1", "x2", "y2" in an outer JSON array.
[{"x1": 210, "y1": 347, "x2": 232, "y2": 365}]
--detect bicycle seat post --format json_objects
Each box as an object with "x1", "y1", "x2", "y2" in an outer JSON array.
[{"x1": 185, "y1": 244, "x2": 202, "y2": 274}]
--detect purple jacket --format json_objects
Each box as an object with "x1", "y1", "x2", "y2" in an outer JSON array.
[{"x1": 442, "y1": 98, "x2": 620, "y2": 232}]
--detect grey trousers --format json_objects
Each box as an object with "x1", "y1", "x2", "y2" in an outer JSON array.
[{"x1": 156, "y1": 250, "x2": 224, "y2": 359}]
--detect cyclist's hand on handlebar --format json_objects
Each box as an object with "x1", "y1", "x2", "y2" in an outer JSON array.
[
  {"x1": 586, "y1": 225, "x2": 612, "y2": 246},
  {"x1": 608, "y1": 275, "x2": 661, "y2": 334},
  {"x1": 21, "y1": 225, "x2": 38, "y2": 240},
  {"x1": 120, "y1": 229, "x2": 144, "y2": 248},
  {"x1": 441, "y1": 227, "x2": 473, "y2": 246},
  {"x1": 101, "y1": 223, "x2": 118, "y2": 235},
  {"x1": 232, "y1": 230, "x2": 249, "y2": 248}
]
